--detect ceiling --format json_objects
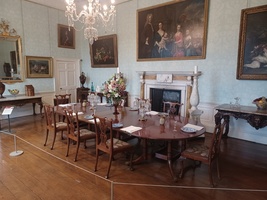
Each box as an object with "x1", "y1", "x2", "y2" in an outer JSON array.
[{"x1": 25, "y1": 0, "x2": 131, "y2": 11}]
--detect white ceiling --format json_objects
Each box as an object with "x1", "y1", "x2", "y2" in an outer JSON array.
[{"x1": 25, "y1": 0, "x2": 131, "y2": 11}]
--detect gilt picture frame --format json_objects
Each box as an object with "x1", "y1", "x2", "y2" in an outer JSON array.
[
  {"x1": 237, "y1": 5, "x2": 267, "y2": 80},
  {"x1": 137, "y1": 0, "x2": 209, "y2": 61},
  {"x1": 90, "y1": 34, "x2": 118, "y2": 68},
  {"x1": 26, "y1": 56, "x2": 53, "y2": 78},
  {"x1": 58, "y1": 24, "x2": 75, "y2": 49}
]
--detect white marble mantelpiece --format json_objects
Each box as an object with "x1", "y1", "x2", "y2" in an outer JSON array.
[{"x1": 136, "y1": 71, "x2": 202, "y2": 117}]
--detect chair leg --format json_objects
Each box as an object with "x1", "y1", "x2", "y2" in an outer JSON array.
[
  {"x1": 208, "y1": 164, "x2": 214, "y2": 187},
  {"x1": 74, "y1": 141, "x2": 80, "y2": 162},
  {"x1": 128, "y1": 150, "x2": 134, "y2": 171},
  {"x1": 83, "y1": 140, "x2": 87, "y2": 149},
  {"x1": 51, "y1": 131, "x2": 57, "y2": 150},
  {"x1": 216, "y1": 157, "x2": 221, "y2": 180},
  {"x1": 66, "y1": 138, "x2": 70, "y2": 157},
  {"x1": 95, "y1": 149, "x2": 99, "y2": 172},
  {"x1": 105, "y1": 154, "x2": 113, "y2": 179},
  {"x1": 179, "y1": 158, "x2": 185, "y2": 179},
  {"x1": 44, "y1": 129, "x2": 49, "y2": 146}
]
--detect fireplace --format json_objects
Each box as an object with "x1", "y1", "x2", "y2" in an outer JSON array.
[
  {"x1": 136, "y1": 71, "x2": 201, "y2": 118},
  {"x1": 150, "y1": 88, "x2": 181, "y2": 113}
]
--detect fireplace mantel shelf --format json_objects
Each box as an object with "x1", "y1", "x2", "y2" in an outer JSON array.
[{"x1": 136, "y1": 71, "x2": 201, "y2": 77}]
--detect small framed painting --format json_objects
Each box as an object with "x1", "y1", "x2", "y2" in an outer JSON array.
[
  {"x1": 26, "y1": 56, "x2": 53, "y2": 78},
  {"x1": 58, "y1": 24, "x2": 75, "y2": 49},
  {"x1": 236, "y1": 5, "x2": 267, "y2": 80},
  {"x1": 90, "y1": 34, "x2": 118, "y2": 68}
]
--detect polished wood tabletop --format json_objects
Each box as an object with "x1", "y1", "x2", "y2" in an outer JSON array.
[{"x1": 55, "y1": 103, "x2": 205, "y2": 181}]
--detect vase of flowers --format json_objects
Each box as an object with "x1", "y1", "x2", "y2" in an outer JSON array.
[{"x1": 103, "y1": 73, "x2": 126, "y2": 114}]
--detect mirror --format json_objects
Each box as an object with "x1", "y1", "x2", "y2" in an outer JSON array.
[{"x1": 0, "y1": 35, "x2": 23, "y2": 83}]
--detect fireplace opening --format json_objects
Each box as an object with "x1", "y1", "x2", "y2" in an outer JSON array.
[{"x1": 150, "y1": 88, "x2": 181, "y2": 114}]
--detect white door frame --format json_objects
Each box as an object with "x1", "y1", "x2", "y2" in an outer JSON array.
[{"x1": 54, "y1": 58, "x2": 80, "y2": 101}]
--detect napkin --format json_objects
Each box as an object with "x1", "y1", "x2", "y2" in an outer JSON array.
[
  {"x1": 88, "y1": 118, "x2": 100, "y2": 124},
  {"x1": 58, "y1": 104, "x2": 71, "y2": 107},
  {"x1": 145, "y1": 111, "x2": 159, "y2": 115},
  {"x1": 120, "y1": 126, "x2": 142, "y2": 133},
  {"x1": 182, "y1": 123, "x2": 204, "y2": 131},
  {"x1": 73, "y1": 112, "x2": 83, "y2": 115},
  {"x1": 97, "y1": 103, "x2": 107, "y2": 105}
]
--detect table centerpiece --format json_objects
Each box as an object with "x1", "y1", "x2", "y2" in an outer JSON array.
[{"x1": 103, "y1": 73, "x2": 126, "y2": 114}]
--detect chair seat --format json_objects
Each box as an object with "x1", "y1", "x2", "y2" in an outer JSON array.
[
  {"x1": 74, "y1": 129, "x2": 95, "y2": 138},
  {"x1": 52, "y1": 122, "x2": 68, "y2": 128},
  {"x1": 181, "y1": 144, "x2": 209, "y2": 162},
  {"x1": 107, "y1": 138, "x2": 132, "y2": 149}
]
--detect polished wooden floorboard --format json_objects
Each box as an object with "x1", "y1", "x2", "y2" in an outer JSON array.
[{"x1": 0, "y1": 115, "x2": 267, "y2": 200}]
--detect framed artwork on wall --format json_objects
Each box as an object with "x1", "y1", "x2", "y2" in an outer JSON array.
[
  {"x1": 58, "y1": 24, "x2": 75, "y2": 49},
  {"x1": 237, "y1": 5, "x2": 267, "y2": 80},
  {"x1": 90, "y1": 34, "x2": 118, "y2": 68},
  {"x1": 26, "y1": 56, "x2": 53, "y2": 78},
  {"x1": 137, "y1": 0, "x2": 209, "y2": 61}
]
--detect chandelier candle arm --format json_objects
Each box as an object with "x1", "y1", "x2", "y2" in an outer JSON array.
[{"x1": 65, "y1": 0, "x2": 116, "y2": 45}]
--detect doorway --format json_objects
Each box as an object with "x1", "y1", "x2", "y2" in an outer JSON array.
[{"x1": 54, "y1": 58, "x2": 80, "y2": 103}]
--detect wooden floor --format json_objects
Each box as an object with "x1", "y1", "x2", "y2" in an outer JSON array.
[{"x1": 1, "y1": 115, "x2": 267, "y2": 200}]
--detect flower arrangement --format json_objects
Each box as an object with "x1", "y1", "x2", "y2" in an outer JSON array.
[{"x1": 102, "y1": 73, "x2": 126, "y2": 103}]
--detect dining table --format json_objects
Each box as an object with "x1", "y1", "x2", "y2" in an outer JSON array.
[{"x1": 55, "y1": 103, "x2": 205, "y2": 181}]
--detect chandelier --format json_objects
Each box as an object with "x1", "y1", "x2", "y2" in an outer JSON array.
[{"x1": 65, "y1": 0, "x2": 116, "y2": 45}]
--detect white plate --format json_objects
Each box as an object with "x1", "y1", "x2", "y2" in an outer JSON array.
[
  {"x1": 112, "y1": 123, "x2": 123, "y2": 128},
  {"x1": 84, "y1": 115, "x2": 94, "y2": 120},
  {"x1": 181, "y1": 127, "x2": 196, "y2": 133},
  {"x1": 129, "y1": 107, "x2": 138, "y2": 111}
]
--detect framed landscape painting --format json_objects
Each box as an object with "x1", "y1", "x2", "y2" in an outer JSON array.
[
  {"x1": 137, "y1": 0, "x2": 209, "y2": 61},
  {"x1": 26, "y1": 56, "x2": 53, "y2": 78},
  {"x1": 236, "y1": 5, "x2": 267, "y2": 80},
  {"x1": 90, "y1": 34, "x2": 118, "y2": 68}
]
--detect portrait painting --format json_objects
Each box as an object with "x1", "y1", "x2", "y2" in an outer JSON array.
[
  {"x1": 90, "y1": 34, "x2": 118, "y2": 68},
  {"x1": 58, "y1": 24, "x2": 75, "y2": 49},
  {"x1": 137, "y1": 0, "x2": 209, "y2": 61},
  {"x1": 237, "y1": 5, "x2": 267, "y2": 80},
  {"x1": 26, "y1": 56, "x2": 53, "y2": 78}
]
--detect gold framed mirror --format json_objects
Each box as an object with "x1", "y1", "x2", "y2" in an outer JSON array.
[{"x1": 0, "y1": 35, "x2": 23, "y2": 84}]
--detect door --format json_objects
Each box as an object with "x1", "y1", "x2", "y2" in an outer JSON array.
[{"x1": 54, "y1": 58, "x2": 80, "y2": 103}]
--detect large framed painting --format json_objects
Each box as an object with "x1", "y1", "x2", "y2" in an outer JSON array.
[
  {"x1": 58, "y1": 24, "x2": 75, "y2": 49},
  {"x1": 137, "y1": 0, "x2": 209, "y2": 61},
  {"x1": 236, "y1": 5, "x2": 267, "y2": 80},
  {"x1": 26, "y1": 56, "x2": 53, "y2": 78},
  {"x1": 90, "y1": 34, "x2": 118, "y2": 68}
]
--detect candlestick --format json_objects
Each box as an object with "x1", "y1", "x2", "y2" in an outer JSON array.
[
  {"x1": 117, "y1": 67, "x2": 120, "y2": 73},
  {"x1": 194, "y1": 66, "x2": 198, "y2": 74}
]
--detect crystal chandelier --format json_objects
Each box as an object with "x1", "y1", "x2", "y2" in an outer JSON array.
[{"x1": 65, "y1": 0, "x2": 116, "y2": 44}]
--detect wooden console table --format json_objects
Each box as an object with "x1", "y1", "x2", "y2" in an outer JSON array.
[
  {"x1": 0, "y1": 95, "x2": 43, "y2": 116},
  {"x1": 215, "y1": 104, "x2": 267, "y2": 137}
]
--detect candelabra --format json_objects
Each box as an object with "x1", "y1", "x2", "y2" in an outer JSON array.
[{"x1": 65, "y1": 0, "x2": 116, "y2": 44}]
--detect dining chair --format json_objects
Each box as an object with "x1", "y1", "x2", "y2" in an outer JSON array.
[
  {"x1": 64, "y1": 109, "x2": 96, "y2": 161},
  {"x1": 162, "y1": 101, "x2": 183, "y2": 120},
  {"x1": 54, "y1": 94, "x2": 71, "y2": 106},
  {"x1": 179, "y1": 121, "x2": 226, "y2": 187},
  {"x1": 93, "y1": 115, "x2": 134, "y2": 179},
  {"x1": 43, "y1": 104, "x2": 68, "y2": 150}
]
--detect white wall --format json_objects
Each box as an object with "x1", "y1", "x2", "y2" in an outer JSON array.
[{"x1": 1, "y1": 0, "x2": 267, "y2": 144}]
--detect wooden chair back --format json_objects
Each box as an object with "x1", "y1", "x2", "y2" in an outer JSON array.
[
  {"x1": 54, "y1": 94, "x2": 71, "y2": 106},
  {"x1": 162, "y1": 101, "x2": 183, "y2": 119},
  {"x1": 179, "y1": 121, "x2": 226, "y2": 187},
  {"x1": 43, "y1": 104, "x2": 67, "y2": 150},
  {"x1": 93, "y1": 115, "x2": 134, "y2": 179},
  {"x1": 64, "y1": 109, "x2": 96, "y2": 161}
]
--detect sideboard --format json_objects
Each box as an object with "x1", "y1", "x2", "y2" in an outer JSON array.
[
  {"x1": 215, "y1": 104, "x2": 267, "y2": 137},
  {"x1": 0, "y1": 95, "x2": 43, "y2": 116}
]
